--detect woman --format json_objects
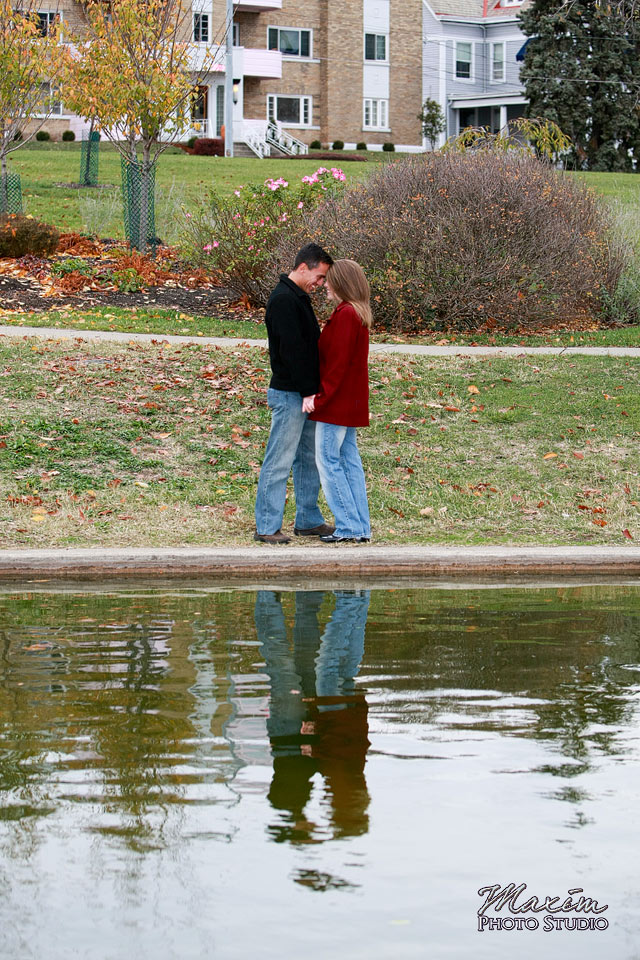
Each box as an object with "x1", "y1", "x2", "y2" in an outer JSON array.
[{"x1": 302, "y1": 259, "x2": 371, "y2": 544}]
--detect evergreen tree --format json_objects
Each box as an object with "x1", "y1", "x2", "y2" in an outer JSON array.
[{"x1": 519, "y1": 0, "x2": 640, "y2": 170}]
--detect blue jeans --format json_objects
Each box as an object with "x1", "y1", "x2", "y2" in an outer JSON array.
[
  {"x1": 255, "y1": 388, "x2": 326, "y2": 535},
  {"x1": 315, "y1": 423, "x2": 371, "y2": 539}
]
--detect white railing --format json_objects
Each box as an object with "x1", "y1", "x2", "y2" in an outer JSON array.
[
  {"x1": 235, "y1": 120, "x2": 271, "y2": 158},
  {"x1": 265, "y1": 121, "x2": 308, "y2": 156}
]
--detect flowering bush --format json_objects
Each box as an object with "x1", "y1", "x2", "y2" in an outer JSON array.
[{"x1": 181, "y1": 167, "x2": 347, "y2": 303}]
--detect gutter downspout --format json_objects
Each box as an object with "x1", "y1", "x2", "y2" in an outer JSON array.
[{"x1": 482, "y1": 0, "x2": 488, "y2": 94}]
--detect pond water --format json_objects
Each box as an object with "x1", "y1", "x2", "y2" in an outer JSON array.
[{"x1": 1, "y1": 580, "x2": 639, "y2": 960}]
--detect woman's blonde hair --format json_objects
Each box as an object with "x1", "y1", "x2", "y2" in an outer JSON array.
[{"x1": 327, "y1": 259, "x2": 373, "y2": 329}]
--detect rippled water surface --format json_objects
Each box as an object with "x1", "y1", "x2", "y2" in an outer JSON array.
[{"x1": 1, "y1": 581, "x2": 640, "y2": 960}]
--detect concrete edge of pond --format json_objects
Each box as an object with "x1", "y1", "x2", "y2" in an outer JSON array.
[{"x1": 1, "y1": 545, "x2": 640, "y2": 580}]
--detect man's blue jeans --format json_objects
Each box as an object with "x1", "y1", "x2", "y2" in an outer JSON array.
[
  {"x1": 315, "y1": 423, "x2": 371, "y2": 539},
  {"x1": 255, "y1": 388, "x2": 326, "y2": 535}
]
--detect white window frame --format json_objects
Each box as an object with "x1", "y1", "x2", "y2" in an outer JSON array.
[
  {"x1": 455, "y1": 40, "x2": 474, "y2": 82},
  {"x1": 35, "y1": 81, "x2": 64, "y2": 117},
  {"x1": 233, "y1": 22, "x2": 240, "y2": 46},
  {"x1": 267, "y1": 26, "x2": 312, "y2": 59},
  {"x1": 364, "y1": 32, "x2": 388, "y2": 62},
  {"x1": 267, "y1": 94, "x2": 312, "y2": 128},
  {"x1": 363, "y1": 98, "x2": 389, "y2": 131},
  {"x1": 36, "y1": 10, "x2": 58, "y2": 35},
  {"x1": 193, "y1": 11, "x2": 209, "y2": 43},
  {"x1": 490, "y1": 41, "x2": 505, "y2": 83}
]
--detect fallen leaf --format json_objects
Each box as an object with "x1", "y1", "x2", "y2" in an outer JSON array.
[
  {"x1": 623, "y1": 529, "x2": 633, "y2": 539},
  {"x1": 543, "y1": 452, "x2": 558, "y2": 459}
]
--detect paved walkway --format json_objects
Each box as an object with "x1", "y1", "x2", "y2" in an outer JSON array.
[
  {"x1": 1, "y1": 545, "x2": 639, "y2": 580},
  {"x1": 1, "y1": 323, "x2": 639, "y2": 357}
]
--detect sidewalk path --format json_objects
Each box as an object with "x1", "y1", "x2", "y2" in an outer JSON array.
[
  {"x1": 1, "y1": 324, "x2": 639, "y2": 357},
  {"x1": 1, "y1": 545, "x2": 640, "y2": 580}
]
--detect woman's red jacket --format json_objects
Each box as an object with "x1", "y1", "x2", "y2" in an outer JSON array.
[{"x1": 308, "y1": 301, "x2": 370, "y2": 428}]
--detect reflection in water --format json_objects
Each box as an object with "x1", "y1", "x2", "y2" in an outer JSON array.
[
  {"x1": 1, "y1": 583, "x2": 640, "y2": 960},
  {"x1": 254, "y1": 590, "x2": 370, "y2": 845}
]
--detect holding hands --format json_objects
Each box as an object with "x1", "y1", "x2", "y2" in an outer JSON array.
[{"x1": 302, "y1": 395, "x2": 316, "y2": 414}]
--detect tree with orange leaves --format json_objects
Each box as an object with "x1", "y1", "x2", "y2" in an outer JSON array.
[
  {"x1": 0, "y1": 0, "x2": 68, "y2": 210},
  {"x1": 63, "y1": 0, "x2": 222, "y2": 250}
]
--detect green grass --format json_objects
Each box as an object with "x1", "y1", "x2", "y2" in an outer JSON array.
[
  {"x1": 572, "y1": 171, "x2": 640, "y2": 205},
  {"x1": 7, "y1": 143, "x2": 377, "y2": 238},
  {"x1": 8, "y1": 143, "x2": 638, "y2": 239},
  {"x1": 0, "y1": 306, "x2": 267, "y2": 339},
  {"x1": 3, "y1": 306, "x2": 640, "y2": 348},
  {"x1": 1, "y1": 337, "x2": 638, "y2": 548}
]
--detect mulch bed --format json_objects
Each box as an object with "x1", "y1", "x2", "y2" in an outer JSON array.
[{"x1": 0, "y1": 234, "x2": 244, "y2": 318}]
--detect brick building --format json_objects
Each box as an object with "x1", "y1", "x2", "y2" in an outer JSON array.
[{"x1": 38, "y1": 0, "x2": 531, "y2": 153}]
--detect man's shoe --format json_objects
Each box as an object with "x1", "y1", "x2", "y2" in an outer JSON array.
[
  {"x1": 320, "y1": 534, "x2": 356, "y2": 544},
  {"x1": 294, "y1": 523, "x2": 336, "y2": 537},
  {"x1": 254, "y1": 530, "x2": 292, "y2": 544}
]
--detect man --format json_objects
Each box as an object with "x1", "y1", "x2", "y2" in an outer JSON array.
[{"x1": 254, "y1": 243, "x2": 336, "y2": 544}]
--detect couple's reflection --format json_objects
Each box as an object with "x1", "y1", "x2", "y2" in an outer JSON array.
[{"x1": 254, "y1": 590, "x2": 371, "y2": 845}]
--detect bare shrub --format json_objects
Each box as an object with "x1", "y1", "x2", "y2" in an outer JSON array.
[
  {"x1": 274, "y1": 152, "x2": 626, "y2": 332},
  {"x1": 0, "y1": 214, "x2": 59, "y2": 257}
]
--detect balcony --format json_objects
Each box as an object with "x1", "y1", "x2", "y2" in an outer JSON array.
[
  {"x1": 235, "y1": 0, "x2": 282, "y2": 11},
  {"x1": 189, "y1": 46, "x2": 281, "y2": 79},
  {"x1": 241, "y1": 47, "x2": 282, "y2": 79}
]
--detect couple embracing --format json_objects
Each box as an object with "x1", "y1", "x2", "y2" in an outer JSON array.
[{"x1": 254, "y1": 243, "x2": 371, "y2": 545}]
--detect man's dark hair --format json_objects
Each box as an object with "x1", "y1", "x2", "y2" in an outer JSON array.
[{"x1": 294, "y1": 243, "x2": 333, "y2": 270}]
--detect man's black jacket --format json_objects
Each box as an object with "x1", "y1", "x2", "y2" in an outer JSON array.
[{"x1": 265, "y1": 274, "x2": 320, "y2": 397}]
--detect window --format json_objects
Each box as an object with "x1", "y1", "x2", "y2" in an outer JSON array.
[
  {"x1": 268, "y1": 27, "x2": 311, "y2": 58},
  {"x1": 364, "y1": 33, "x2": 387, "y2": 61},
  {"x1": 233, "y1": 22, "x2": 240, "y2": 46},
  {"x1": 267, "y1": 94, "x2": 312, "y2": 127},
  {"x1": 191, "y1": 85, "x2": 208, "y2": 122},
  {"x1": 193, "y1": 12, "x2": 209, "y2": 43},
  {"x1": 363, "y1": 98, "x2": 388, "y2": 130},
  {"x1": 36, "y1": 11, "x2": 57, "y2": 36},
  {"x1": 216, "y1": 85, "x2": 224, "y2": 136},
  {"x1": 491, "y1": 42, "x2": 505, "y2": 82},
  {"x1": 455, "y1": 41, "x2": 472, "y2": 80},
  {"x1": 37, "y1": 82, "x2": 63, "y2": 116}
]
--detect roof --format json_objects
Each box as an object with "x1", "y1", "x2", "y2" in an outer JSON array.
[{"x1": 432, "y1": 0, "x2": 530, "y2": 19}]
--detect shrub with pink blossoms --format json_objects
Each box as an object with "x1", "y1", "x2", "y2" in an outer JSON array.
[{"x1": 181, "y1": 168, "x2": 346, "y2": 304}]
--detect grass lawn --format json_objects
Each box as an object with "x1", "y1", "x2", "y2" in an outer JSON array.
[
  {"x1": 7, "y1": 143, "x2": 639, "y2": 240},
  {"x1": 0, "y1": 306, "x2": 267, "y2": 340},
  {"x1": 2, "y1": 306, "x2": 640, "y2": 347},
  {"x1": 7, "y1": 143, "x2": 378, "y2": 239},
  {"x1": 1, "y1": 337, "x2": 638, "y2": 548}
]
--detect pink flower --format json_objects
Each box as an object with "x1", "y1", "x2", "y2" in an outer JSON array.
[
  {"x1": 213, "y1": 241, "x2": 219, "y2": 247},
  {"x1": 203, "y1": 244, "x2": 212, "y2": 253},
  {"x1": 234, "y1": 190, "x2": 241, "y2": 197},
  {"x1": 297, "y1": 201, "x2": 304, "y2": 209}
]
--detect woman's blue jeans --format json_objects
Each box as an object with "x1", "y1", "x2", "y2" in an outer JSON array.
[
  {"x1": 255, "y1": 388, "x2": 326, "y2": 535},
  {"x1": 315, "y1": 423, "x2": 371, "y2": 539}
]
